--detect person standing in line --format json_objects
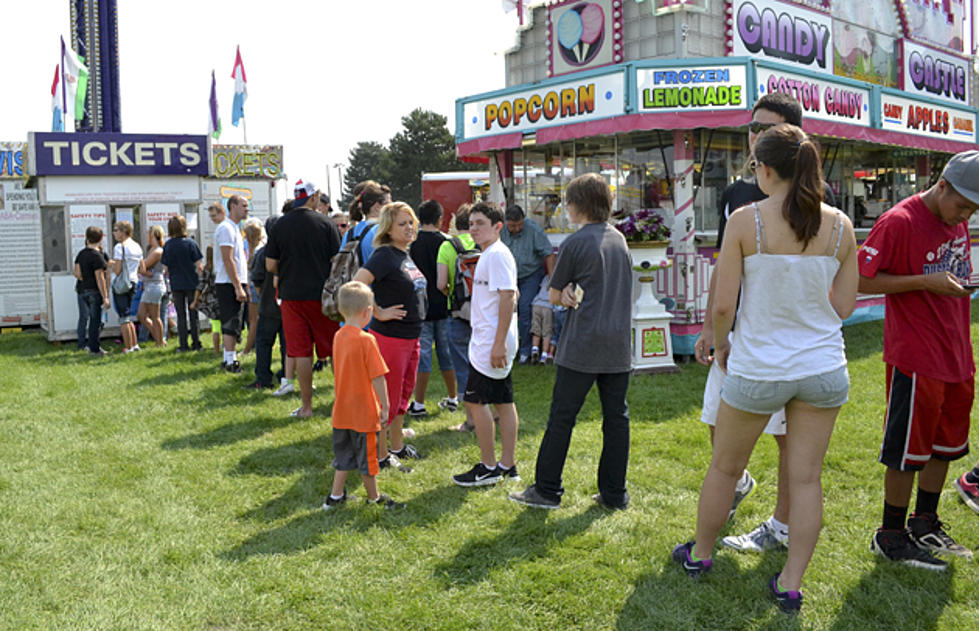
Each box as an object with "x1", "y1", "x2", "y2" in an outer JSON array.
[
  {"x1": 859, "y1": 150, "x2": 979, "y2": 569},
  {"x1": 241, "y1": 217, "x2": 266, "y2": 355},
  {"x1": 245, "y1": 216, "x2": 286, "y2": 390},
  {"x1": 509, "y1": 173, "x2": 633, "y2": 509},
  {"x1": 74, "y1": 226, "x2": 110, "y2": 355},
  {"x1": 210, "y1": 196, "x2": 250, "y2": 373},
  {"x1": 111, "y1": 220, "x2": 143, "y2": 354},
  {"x1": 406, "y1": 199, "x2": 458, "y2": 418},
  {"x1": 452, "y1": 202, "x2": 520, "y2": 487},
  {"x1": 265, "y1": 180, "x2": 342, "y2": 417},
  {"x1": 137, "y1": 225, "x2": 168, "y2": 346},
  {"x1": 161, "y1": 215, "x2": 203, "y2": 352},
  {"x1": 501, "y1": 205, "x2": 554, "y2": 364},
  {"x1": 952, "y1": 459, "x2": 979, "y2": 514},
  {"x1": 673, "y1": 125, "x2": 857, "y2": 616},
  {"x1": 343, "y1": 181, "x2": 392, "y2": 265}
]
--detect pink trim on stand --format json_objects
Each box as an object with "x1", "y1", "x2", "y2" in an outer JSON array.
[
  {"x1": 535, "y1": 110, "x2": 753, "y2": 144},
  {"x1": 456, "y1": 133, "x2": 524, "y2": 158},
  {"x1": 803, "y1": 119, "x2": 978, "y2": 153}
]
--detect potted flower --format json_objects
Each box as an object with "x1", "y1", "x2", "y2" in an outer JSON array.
[{"x1": 612, "y1": 209, "x2": 671, "y2": 270}]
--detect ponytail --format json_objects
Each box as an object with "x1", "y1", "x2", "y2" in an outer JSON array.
[{"x1": 784, "y1": 138, "x2": 823, "y2": 248}]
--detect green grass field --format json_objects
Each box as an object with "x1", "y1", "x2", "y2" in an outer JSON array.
[{"x1": 0, "y1": 319, "x2": 976, "y2": 630}]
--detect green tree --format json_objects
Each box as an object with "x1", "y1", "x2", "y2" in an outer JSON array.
[{"x1": 341, "y1": 141, "x2": 390, "y2": 208}]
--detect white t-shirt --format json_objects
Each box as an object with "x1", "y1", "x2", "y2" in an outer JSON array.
[
  {"x1": 213, "y1": 218, "x2": 248, "y2": 285},
  {"x1": 468, "y1": 239, "x2": 518, "y2": 379},
  {"x1": 112, "y1": 239, "x2": 143, "y2": 283}
]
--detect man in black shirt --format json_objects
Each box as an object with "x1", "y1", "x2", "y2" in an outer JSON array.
[
  {"x1": 265, "y1": 179, "x2": 342, "y2": 417},
  {"x1": 74, "y1": 226, "x2": 110, "y2": 355}
]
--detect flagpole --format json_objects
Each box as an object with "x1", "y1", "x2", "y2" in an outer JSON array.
[{"x1": 243, "y1": 116, "x2": 248, "y2": 145}]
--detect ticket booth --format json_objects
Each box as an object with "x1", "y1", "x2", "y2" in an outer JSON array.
[{"x1": 26, "y1": 131, "x2": 210, "y2": 341}]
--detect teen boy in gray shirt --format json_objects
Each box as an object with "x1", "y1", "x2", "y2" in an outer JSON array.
[{"x1": 510, "y1": 173, "x2": 634, "y2": 509}]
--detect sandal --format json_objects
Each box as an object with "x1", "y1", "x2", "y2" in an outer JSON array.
[
  {"x1": 289, "y1": 407, "x2": 312, "y2": 418},
  {"x1": 452, "y1": 421, "x2": 475, "y2": 432}
]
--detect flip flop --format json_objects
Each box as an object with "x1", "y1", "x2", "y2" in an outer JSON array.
[
  {"x1": 289, "y1": 407, "x2": 312, "y2": 418},
  {"x1": 452, "y1": 421, "x2": 475, "y2": 433}
]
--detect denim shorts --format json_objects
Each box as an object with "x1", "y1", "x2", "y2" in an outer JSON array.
[
  {"x1": 418, "y1": 319, "x2": 453, "y2": 373},
  {"x1": 141, "y1": 282, "x2": 165, "y2": 304},
  {"x1": 721, "y1": 365, "x2": 849, "y2": 415}
]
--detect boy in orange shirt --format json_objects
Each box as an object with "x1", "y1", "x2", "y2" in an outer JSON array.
[{"x1": 323, "y1": 281, "x2": 403, "y2": 510}]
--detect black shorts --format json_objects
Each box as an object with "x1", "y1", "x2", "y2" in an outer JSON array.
[
  {"x1": 215, "y1": 283, "x2": 246, "y2": 336},
  {"x1": 463, "y1": 362, "x2": 514, "y2": 405},
  {"x1": 332, "y1": 428, "x2": 379, "y2": 476}
]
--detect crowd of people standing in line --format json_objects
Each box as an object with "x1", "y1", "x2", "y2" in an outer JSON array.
[{"x1": 71, "y1": 95, "x2": 979, "y2": 615}]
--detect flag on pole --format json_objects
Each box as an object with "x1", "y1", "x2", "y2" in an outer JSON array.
[
  {"x1": 208, "y1": 70, "x2": 222, "y2": 139},
  {"x1": 61, "y1": 36, "x2": 88, "y2": 124},
  {"x1": 51, "y1": 64, "x2": 64, "y2": 132},
  {"x1": 231, "y1": 46, "x2": 247, "y2": 127}
]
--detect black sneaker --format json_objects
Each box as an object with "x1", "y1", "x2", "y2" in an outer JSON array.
[
  {"x1": 871, "y1": 528, "x2": 947, "y2": 570},
  {"x1": 508, "y1": 484, "x2": 560, "y2": 509},
  {"x1": 769, "y1": 574, "x2": 803, "y2": 615},
  {"x1": 322, "y1": 492, "x2": 347, "y2": 511},
  {"x1": 223, "y1": 360, "x2": 242, "y2": 373},
  {"x1": 378, "y1": 454, "x2": 413, "y2": 473},
  {"x1": 452, "y1": 462, "x2": 502, "y2": 487},
  {"x1": 190, "y1": 343, "x2": 203, "y2": 351},
  {"x1": 391, "y1": 444, "x2": 423, "y2": 460},
  {"x1": 368, "y1": 493, "x2": 405, "y2": 509},
  {"x1": 907, "y1": 512, "x2": 974, "y2": 559},
  {"x1": 313, "y1": 359, "x2": 326, "y2": 372},
  {"x1": 592, "y1": 492, "x2": 629, "y2": 510},
  {"x1": 671, "y1": 541, "x2": 713, "y2": 578},
  {"x1": 497, "y1": 464, "x2": 521, "y2": 481},
  {"x1": 242, "y1": 380, "x2": 274, "y2": 390},
  {"x1": 406, "y1": 401, "x2": 427, "y2": 418}
]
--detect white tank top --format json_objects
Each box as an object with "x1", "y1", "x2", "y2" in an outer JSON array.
[{"x1": 727, "y1": 205, "x2": 847, "y2": 381}]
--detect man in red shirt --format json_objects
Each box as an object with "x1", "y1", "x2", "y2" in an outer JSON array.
[{"x1": 859, "y1": 150, "x2": 979, "y2": 570}]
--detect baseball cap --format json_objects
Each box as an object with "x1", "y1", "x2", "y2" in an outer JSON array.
[
  {"x1": 291, "y1": 179, "x2": 316, "y2": 209},
  {"x1": 941, "y1": 151, "x2": 979, "y2": 206}
]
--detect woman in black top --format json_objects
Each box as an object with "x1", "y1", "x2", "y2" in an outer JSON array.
[
  {"x1": 161, "y1": 215, "x2": 204, "y2": 351},
  {"x1": 73, "y1": 226, "x2": 110, "y2": 355},
  {"x1": 353, "y1": 202, "x2": 428, "y2": 471}
]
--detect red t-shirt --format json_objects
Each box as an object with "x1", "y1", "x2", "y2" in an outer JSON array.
[
  {"x1": 331, "y1": 325, "x2": 389, "y2": 432},
  {"x1": 859, "y1": 194, "x2": 974, "y2": 382}
]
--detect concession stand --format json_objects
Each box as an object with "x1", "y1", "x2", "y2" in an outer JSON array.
[
  {"x1": 201, "y1": 144, "x2": 282, "y2": 251},
  {"x1": 455, "y1": 0, "x2": 979, "y2": 363}
]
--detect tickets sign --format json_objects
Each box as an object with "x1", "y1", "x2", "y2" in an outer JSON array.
[
  {"x1": 757, "y1": 68, "x2": 871, "y2": 127},
  {"x1": 901, "y1": 41, "x2": 969, "y2": 106},
  {"x1": 462, "y1": 71, "x2": 625, "y2": 139},
  {"x1": 636, "y1": 66, "x2": 748, "y2": 112},
  {"x1": 29, "y1": 132, "x2": 210, "y2": 176},
  {"x1": 211, "y1": 145, "x2": 283, "y2": 179},
  {"x1": 880, "y1": 93, "x2": 976, "y2": 144},
  {"x1": 730, "y1": 0, "x2": 833, "y2": 73},
  {"x1": 1, "y1": 142, "x2": 25, "y2": 179}
]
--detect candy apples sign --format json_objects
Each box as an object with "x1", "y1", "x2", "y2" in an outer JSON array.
[
  {"x1": 730, "y1": 0, "x2": 833, "y2": 73},
  {"x1": 880, "y1": 93, "x2": 976, "y2": 144}
]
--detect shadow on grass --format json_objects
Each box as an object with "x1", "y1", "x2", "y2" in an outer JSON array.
[
  {"x1": 161, "y1": 415, "x2": 311, "y2": 450},
  {"x1": 433, "y1": 504, "x2": 607, "y2": 586},
  {"x1": 134, "y1": 364, "x2": 230, "y2": 386},
  {"x1": 220, "y1": 483, "x2": 468, "y2": 561}
]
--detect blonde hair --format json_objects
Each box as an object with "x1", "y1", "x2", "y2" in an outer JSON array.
[
  {"x1": 337, "y1": 280, "x2": 373, "y2": 320},
  {"x1": 148, "y1": 225, "x2": 165, "y2": 247},
  {"x1": 373, "y1": 202, "x2": 417, "y2": 247},
  {"x1": 114, "y1": 220, "x2": 133, "y2": 238},
  {"x1": 243, "y1": 217, "x2": 265, "y2": 252}
]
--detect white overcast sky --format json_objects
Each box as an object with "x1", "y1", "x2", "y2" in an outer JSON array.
[{"x1": 0, "y1": 0, "x2": 520, "y2": 201}]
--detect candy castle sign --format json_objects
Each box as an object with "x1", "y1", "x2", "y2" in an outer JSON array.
[{"x1": 730, "y1": 0, "x2": 833, "y2": 73}]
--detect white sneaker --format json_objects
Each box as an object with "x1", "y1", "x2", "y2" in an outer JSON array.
[
  {"x1": 721, "y1": 521, "x2": 788, "y2": 552},
  {"x1": 272, "y1": 381, "x2": 295, "y2": 397}
]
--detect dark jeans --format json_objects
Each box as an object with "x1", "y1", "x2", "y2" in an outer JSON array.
[
  {"x1": 517, "y1": 266, "x2": 546, "y2": 360},
  {"x1": 171, "y1": 289, "x2": 200, "y2": 349},
  {"x1": 448, "y1": 317, "x2": 472, "y2": 393},
  {"x1": 77, "y1": 290, "x2": 103, "y2": 352},
  {"x1": 255, "y1": 315, "x2": 286, "y2": 386},
  {"x1": 533, "y1": 366, "x2": 631, "y2": 506}
]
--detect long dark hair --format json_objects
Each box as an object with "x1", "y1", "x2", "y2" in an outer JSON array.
[
  {"x1": 348, "y1": 180, "x2": 390, "y2": 222},
  {"x1": 753, "y1": 124, "x2": 823, "y2": 248}
]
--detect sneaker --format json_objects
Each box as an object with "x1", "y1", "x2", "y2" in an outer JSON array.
[
  {"x1": 452, "y1": 462, "x2": 502, "y2": 487},
  {"x1": 322, "y1": 492, "x2": 347, "y2": 511},
  {"x1": 391, "y1": 444, "x2": 422, "y2": 460},
  {"x1": 312, "y1": 359, "x2": 326, "y2": 372},
  {"x1": 242, "y1": 380, "x2": 274, "y2": 390},
  {"x1": 122, "y1": 347, "x2": 139, "y2": 355},
  {"x1": 89, "y1": 348, "x2": 108, "y2": 357},
  {"x1": 871, "y1": 528, "x2": 947, "y2": 570},
  {"x1": 592, "y1": 492, "x2": 629, "y2": 510},
  {"x1": 272, "y1": 381, "x2": 295, "y2": 397},
  {"x1": 508, "y1": 485, "x2": 560, "y2": 509},
  {"x1": 406, "y1": 401, "x2": 427, "y2": 418},
  {"x1": 497, "y1": 464, "x2": 521, "y2": 482},
  {"x1": 368, "y1": 493, "x2": 405, "y2": 509},
  {"x1": 378, "y1": 454, "x2": 413, "y2": 473},
  {"x1": 518, "y1": 354, "x2": 530, "y2": 365},
  {"x1": 953, "y1": 472, "x2": 979, "y2": 514},
  {"x1": 530, "y1": 347, "x2": 540, "y2": 363},
  {"x1": 437, "y1": 397, "x2": 459, "y2": 412},
  {"x1": 769, "y1": 574, "x2": 802, "y2": 615},
  {"x1": 223, "y1": 360, "x2": 242, "y2": 373},
  {"x1": 722, "y1": 521, "x2": 788, "y2": 552},
  {"x1": 907, "y1": 512, "x2": 974, "y2": 559},
  {"x1": 671, "y1": 541, "x2": 712, "y2": 578},
  {"x1": 190, "y1": 343, "x2": 203, "y2": 351},
  {"x1": 728, "y1": 470, "x2": 756, "y2": 520}
]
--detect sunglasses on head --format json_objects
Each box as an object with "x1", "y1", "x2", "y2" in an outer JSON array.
[{"x1": 748, "y1": 121, "x2": 777, "y2": 134}]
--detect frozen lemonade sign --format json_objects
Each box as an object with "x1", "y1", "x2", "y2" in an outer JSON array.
[
  {"x1": 757, "y1": 68, "x2": 870, "y2": 127},
  {"x1": 462, "y1": 71, "x2": 625, "y2": 139},
  {"x1": 636, "y1": 66, "x2": 747, "y2": 112},
  {"x1": 731, "y1": 0, "x2": 833, "y2": 73}
]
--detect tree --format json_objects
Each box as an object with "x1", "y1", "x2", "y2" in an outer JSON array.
[{"x1": 341, "y1": 141, "x2": 390, "y2": 208}]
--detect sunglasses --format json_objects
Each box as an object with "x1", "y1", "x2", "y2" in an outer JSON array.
[
  {"x1": 748, "y1": 121, "x2": 777, "y2": 134},
  {"x1": 337, "y1": 223, "x2": 349, "y2": 229}
]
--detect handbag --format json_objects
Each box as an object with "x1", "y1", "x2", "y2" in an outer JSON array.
[{"x1": 112, "y1": 241, "x2": 133, "y2": 294}]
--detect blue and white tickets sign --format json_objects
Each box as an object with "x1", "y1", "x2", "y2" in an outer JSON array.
[{"x1": 29, "y1": 132, "x2": 210, "y2": 176}]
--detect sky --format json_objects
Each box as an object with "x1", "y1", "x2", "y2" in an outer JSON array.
[{"x1": 0, "y1": 0, "x2": 521, "y2": 203}]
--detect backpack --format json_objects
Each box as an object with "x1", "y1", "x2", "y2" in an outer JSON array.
[
  {"x1": 449, "y1": 236, "x2": 481, "y2": 321},
  {"x1": 195, "y1": 269, "x2": 219, "y2": 319},
  {"x1": 321, "y1": 224, "x2": 368, "y2": 321}
]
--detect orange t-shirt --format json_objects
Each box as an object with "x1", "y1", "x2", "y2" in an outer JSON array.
[{"x1": 332, "y1": 324, "x2": 389, "y2": 432}]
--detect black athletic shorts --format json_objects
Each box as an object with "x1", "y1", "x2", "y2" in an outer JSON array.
[
  {"x1": 463, "y1": 362, "x2": 514, "y2": 405},
  {"x1": 215, "y1": 283, "x2": 246, "y2": 336}
]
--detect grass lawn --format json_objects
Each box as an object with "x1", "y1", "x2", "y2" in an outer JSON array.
[{"x1": 0, "y1": 318, "x2": 977, "y2": 630}]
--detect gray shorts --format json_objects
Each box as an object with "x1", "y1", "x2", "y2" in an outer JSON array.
[
  {"x1": 721, "y1": 365, "x2": 849, "y2": 415},
  {"x1": 332, "y1": 428, "x2": 377, "y2": 476}
]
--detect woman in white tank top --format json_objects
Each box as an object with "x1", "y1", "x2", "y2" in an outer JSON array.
[{"x1": 673, "y1": 124, "x2": 858, "y2": 614}]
